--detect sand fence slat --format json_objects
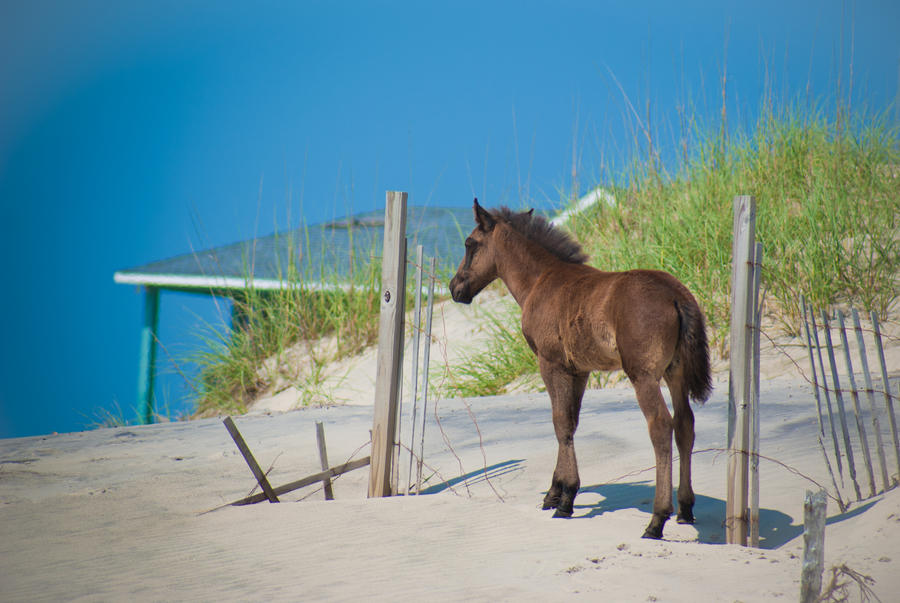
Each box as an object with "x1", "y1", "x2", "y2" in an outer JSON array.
[
  {"x1": 808, "y1": 303, "x2": 844, "y2": 482},
  {"x1": 820, "y1": 310, "x2": 862, "y2": 501},
  {"x1": 316, "y1": 421, "x2": 335, "y2": 501},
  {"x1": 851, "y1": 309, "x2": 890, "y2": 492},
  {"x1": 223, "y1": 416, "x2": 280, "y2": 503},
  {"x1": 800, "y1": 297, "x2": 844, "y2": 511},
  {"x1": 871, "y1": 311, "x2": 900, "y2": 482},
  {"x1": 835, "y1": 310, "x2": 876, "y2": 498}
]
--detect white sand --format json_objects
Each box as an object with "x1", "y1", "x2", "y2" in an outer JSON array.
[{"x1": 2, "y1": 295, "x2": 899, "y2": 601}]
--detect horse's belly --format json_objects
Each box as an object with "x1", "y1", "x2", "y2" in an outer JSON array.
[
  {"x1": 568, "y1": 340, "x2": 621, "y2": 372},
  {"x1": 524, "y1": 297, "x2": 622, "y2": 373}
]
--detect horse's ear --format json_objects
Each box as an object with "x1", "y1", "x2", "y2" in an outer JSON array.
[
  {"x1": 473, "y1": 198, "x2": 495, "y2": 231},
  {"x1": 527, "y1": 208, "x2": 534, "y2": 217}
]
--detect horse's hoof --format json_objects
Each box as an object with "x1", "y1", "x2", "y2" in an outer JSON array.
[
  {"x1": 676, "y1": 510, "x2": 695, "y2": 524},
  {"x1": 542, "y1": 496, "x2": 560, "y2": 511},
  {"x1": 552, "y1": 508, "x2": 573, "y2": 519},
  {"x1": 642, "y1": 513, "x2": 668, "y2": 539},
  {"x1": 676, "y1": 501, "x2": 694, "y2": 524},
  {"x1": 641, "y1": 527, "x2": 663, "y2": 540}
]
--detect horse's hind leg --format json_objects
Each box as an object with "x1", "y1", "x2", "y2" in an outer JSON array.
[
  {"x1": 538, "y1": 358, "x2": 588, "y2": 518},
  {"x1": 666, "y1": 371, "x2": 695, "y2": 524},
  {"x1": 631, "y1": 374, "x2": 674, "y2": 539}
]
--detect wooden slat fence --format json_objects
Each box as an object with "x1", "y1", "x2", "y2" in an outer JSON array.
[{"x1": 800, "y1": 296, "x2": 900, "y2": 511}]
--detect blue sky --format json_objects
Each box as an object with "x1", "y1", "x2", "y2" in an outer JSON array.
[{"x1": 1, "y1": 1, "x2": 897, "y2": 438}]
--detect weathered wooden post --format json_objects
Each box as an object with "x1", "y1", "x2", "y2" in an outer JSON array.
[
  {"x1": 800, "y1": 489, "x2": 827, "y2": 603},
  {"x1": 368, "y1": 191, "x2": 408, "y2": 498},
  {"x1": 727, "y1": 195, "x2": 756, "y2": 545},
  {"x1": 316, "y1": 422, "x2": 334, "y2": 501}
]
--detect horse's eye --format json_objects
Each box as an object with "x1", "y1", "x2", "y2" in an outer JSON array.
[{"x1": 465, "y1": 238, "x2": 475, "y2": 249}]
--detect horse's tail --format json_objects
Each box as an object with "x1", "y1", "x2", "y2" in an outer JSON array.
[{"x1": 674, "y1": 298, "x2": 712, "y2": 404}]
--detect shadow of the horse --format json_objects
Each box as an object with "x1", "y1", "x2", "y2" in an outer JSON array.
[
  {"x1": 572, "y1": 481, "x2": 878, "y2": 549},
  {"x1": 419, "y1": 462, "x2": 877, "y2": 549}
]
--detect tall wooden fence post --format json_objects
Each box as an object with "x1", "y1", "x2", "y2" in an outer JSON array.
[
  {"x1": 368, "y1": 191, "x2": 408, "y2": 498},
  {"x1": 727, "y1": 195, "x2": 756, "y2": 546}
]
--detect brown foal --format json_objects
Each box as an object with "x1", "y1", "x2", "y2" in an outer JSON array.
[{"x1": 449, "y1": 199, "x2": 712, "y2": 539}]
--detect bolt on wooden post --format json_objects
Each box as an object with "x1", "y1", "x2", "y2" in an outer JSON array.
[{"x1": 368, "y1": 191, "x2": 408, "y2": 498}]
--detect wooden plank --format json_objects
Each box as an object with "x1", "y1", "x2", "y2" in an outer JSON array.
[
  {"x1": 809, "y1": 305, "x2": 844, "y2": 481},
  {"x1": 368, "y1": 191, "x2": 408, "y2": 498},
  {"x1": 749, "y1": 243, "x2": 762, "y2": 547},
  {"x1": 231, "y1": 457, "x2": 371, "y2": 506},
  {"x1": 821, "y1": 310, "x2": 862, "y2": 500},
  {"x1": 800, "y1": 490, "x2": 827, "y2": 603},
  {"x1": 836, "y1": 310, "x2": 876, "y2": 498},
  {"x1": 223, "y1": 416, "x2": 279, "y2": 503},
  {"x1": 871, "y1": 311, "x2": 900, "y2": 482},
  {"x1": 726, "y1": 195, "x2": 755, "y2": 546},
  {"x1": 316, "y1": 422, "x2": 334, "y2": 501},
  {"x1": 406, "y1": 245, "x2": 425, "y2": 495},
  {"x1": 391, "y1": 237, "x2": 407, "y2": 497},
  {"x1": 800, "y1": 296, "x2": 825, "y2": 435},
  {"x1": 852, "y1": 309, "x2": 890, "y2": 492},
  {"x1": 415, "y1": 255, "x2": 438, "y2": 494}
]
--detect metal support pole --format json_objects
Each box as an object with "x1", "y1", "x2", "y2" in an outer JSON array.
[{"x1": 136, "y1": 286, "x2": 160, "y2": 425}]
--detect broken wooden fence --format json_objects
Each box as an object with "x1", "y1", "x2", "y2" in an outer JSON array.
[
  {"x1": 223, "y1": 416, "x2": 370, "y2": 506},
  {"x1": 800, "y1": 297, "x2": 900, "y2": 511}
]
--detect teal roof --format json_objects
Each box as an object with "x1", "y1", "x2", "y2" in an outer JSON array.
[{"x1": 114, "y1": 206, "x2": 474, "y2": 292}]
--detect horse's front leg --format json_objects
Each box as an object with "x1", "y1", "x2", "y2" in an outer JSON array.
[{"x1": 538, "y1": 357, "x2": 589, "y2": 518}]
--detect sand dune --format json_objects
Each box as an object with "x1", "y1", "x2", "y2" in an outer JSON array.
[
  {"x1": 2, "y1": 293, "x2": 899, "y2": 600},
  {"x1": 2, "y1": 368, "x2": 899, "y2": 600}
]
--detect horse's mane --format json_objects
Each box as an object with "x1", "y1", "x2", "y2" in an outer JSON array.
[{"x1": 493, "y1": 207, "x2": 589, "y2": 264}]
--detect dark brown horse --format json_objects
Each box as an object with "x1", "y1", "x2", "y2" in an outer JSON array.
[{"x1": 449, "y1": 199, "x2": 711, "y2": 539}]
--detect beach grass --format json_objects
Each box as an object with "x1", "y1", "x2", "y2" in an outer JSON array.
[
  {"x1": 189, "y1": 225, "x2": 384, "y2": 415},
  {"x1": 190, "y1": 99, "x2": 898, "y2": 408},
  {"x1": 440, "y1": 102, "x2": 899, "y2": 397}
]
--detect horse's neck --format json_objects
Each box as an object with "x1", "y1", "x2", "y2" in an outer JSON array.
[{"x1": 494, "y1": 228, "x2": 559, "y2": 307}]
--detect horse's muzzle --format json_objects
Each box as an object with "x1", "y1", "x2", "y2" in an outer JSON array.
[{"x1": 449, "y1": 275, "x2": 472, "y2": 304}]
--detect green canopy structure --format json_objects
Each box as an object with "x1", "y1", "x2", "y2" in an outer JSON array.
[{"x1": 114, "y1": 206, "x2": 474, "y2": 424}]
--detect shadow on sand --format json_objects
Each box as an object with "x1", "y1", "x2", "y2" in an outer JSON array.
[
  {"x1": 572, "y1": 481, "x2": 878, "y2": 549},
  {"x1": 418, "y1": 459, "x2": 525, "y2": 495},
  {"x1": 417, "y1": 462, "x2": 877, "y2": 549}
]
